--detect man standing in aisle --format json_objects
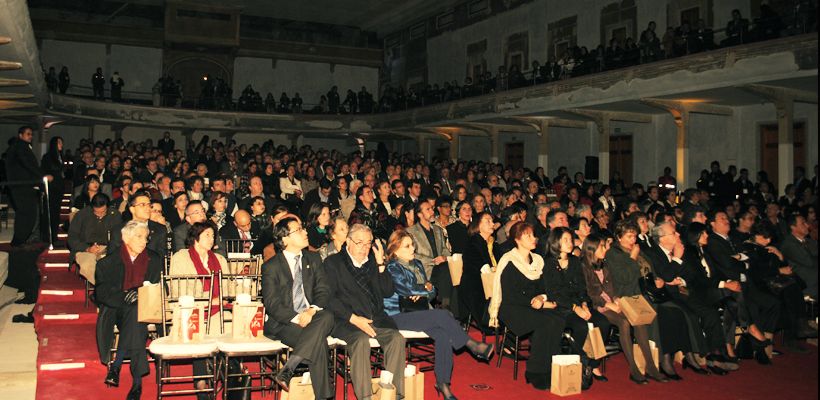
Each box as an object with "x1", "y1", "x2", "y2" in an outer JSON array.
[{"x1": 5, "y1": 126, "x2": 52, "y2": 246}]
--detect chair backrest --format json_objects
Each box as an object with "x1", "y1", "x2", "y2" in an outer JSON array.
[
  {"x1": 223, "y1": 238, "x2": 256, "y2": 258},
  {"x1": 220, "y1": 255, "x2": 263, "y2": 302},
  {"x1": 161, "y1": 254, "x2": 225, "y2": 337}
]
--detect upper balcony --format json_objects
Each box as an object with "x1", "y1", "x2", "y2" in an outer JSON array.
[{"x1": 43, "y1": 33, "x2": 818, "y2": 138}]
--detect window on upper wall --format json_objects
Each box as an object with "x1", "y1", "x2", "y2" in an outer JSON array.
[
  {"x1": 466, "y1": 39, "x2": 488, "y2": 80},
  {"x1": 547, "y1": 16, "x2": 578, "y2": 61},
  {"x1": 505, "y1": 31, "x2": 529, "y2": 71}
]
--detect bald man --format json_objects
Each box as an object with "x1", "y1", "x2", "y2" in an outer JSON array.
[{"x1": 218, "y1": 209, "x2": 261, "y2": 256}]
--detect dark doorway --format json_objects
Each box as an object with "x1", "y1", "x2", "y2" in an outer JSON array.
[{"x1": 609, "y1": 135, "x2": 633, "y2": 186}]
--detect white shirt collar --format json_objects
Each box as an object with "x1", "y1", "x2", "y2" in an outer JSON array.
[{"x1": 346, "y1": 249, "x2": 369, "y2": 268}]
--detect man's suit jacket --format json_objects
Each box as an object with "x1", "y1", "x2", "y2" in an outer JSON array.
[
  {"x1": 261, "y1": 250, "x2": 329, "y2": 334},
  {"x1": 173, "y1": 223, "x2": 191, "y2": 252},
  {"x1": 780, "y1": 234, "x2": 819, "y2": 297},
  {"x1": 704, "y1": 232, "x2": 747, "y2": 282},
  {"x1": 158, "y1": 138, "x2": 175, "y2": 154},
  {"x1": 218, "y1": 222, "x2": 261, "y2": 255},
  {"x1": 644, "y1": 244, "x2": 688, "y2": 301},
  {"x1": 301, "y1": 188, "x2": 340, "y2": 217},
  {"x1": 5, "y1": 138, "x2": 44, "y2": 185},
  {"x1": 67, "y1": 207, "x2": 122, "y2": 261},
  {"x1": 95, "y1": 246, "x2": 162, "y2": 309},
  {"x1": 407, "y1": 223, "x2": 451, "y2": 277},
  {"x1": 322, "y1": 251, "x2": 397, "y2": 329}
]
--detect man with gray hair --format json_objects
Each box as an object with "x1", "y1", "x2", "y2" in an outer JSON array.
[
  {"x1": 323, "y1": 224, "x2": 405, "y2": 399},
  {"x1": 95, "y1": 220, "x2": 163, "y2": 398},
  {"x1": 644, "y1": 220, "x2": 717, "y2": 375}
]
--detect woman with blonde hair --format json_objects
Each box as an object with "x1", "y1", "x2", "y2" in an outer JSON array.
[{"x1": 384, "y1": 229, "x2": 494, "y2": 400}]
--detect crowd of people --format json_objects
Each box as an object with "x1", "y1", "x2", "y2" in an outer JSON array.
[
  {"x1": 2, "y1": 123, "x2": 816, "y2": 399},
  {"x1": 46, "y1": 5, "x2": 817, "y2": 116}
]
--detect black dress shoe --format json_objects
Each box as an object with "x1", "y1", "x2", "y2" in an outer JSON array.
[
  {"x1": 682, "y1": 359, "x2": 709, "y2": 375},
  {"x1": 104, "y1": 364, "x2": 120, "y2": 387},
  {"x1": 273, "y1": 368, "x2": 294, "y2": 392},
  {"x1": 126, "y1": 385, "x2": 141, "y2": 400},
  {"x1": 662, "y1": 371, "x2": 683, "y2": 381},
  {"x1": 646, "y1": 374, "x2": 669, "y2": 383},
  {"x1": 14, "y1": 297, "x2": 36, "y2": 305},
  {"x1": 755, "y1": 350, "x2": 772, "y2": 365},
  {"x1": 706, "y1": 365, "x2": 728, "y2": 376},
  {"x1": 12, "y1": 313, "x2": 34, "y2": 323},
  {"x1": 629, "y1": 374, "x2": 649, "y2": 385}
]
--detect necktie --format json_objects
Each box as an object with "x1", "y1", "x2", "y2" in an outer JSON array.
[
  {"x1": 292, "y1": 255, "x2": 309, "y2": 313},
  {"x1": 240, "y1": 230, "x2": 252, "y2": 253}
]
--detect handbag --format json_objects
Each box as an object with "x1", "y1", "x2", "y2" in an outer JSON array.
[
  {"x1": 763, "y1": 274, "x2": 797, "y2": 295},
  {"x1": 638, "y1": 273, "x2": 670, "y2": 304},
  {"x1": 399, "y1": 296, "x2": 430, "y2": 313}
]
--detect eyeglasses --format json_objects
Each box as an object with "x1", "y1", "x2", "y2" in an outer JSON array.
[
  {"x1": 186, "y1": 209, "x2": 205, "y2": 216},
  {"x1": 132, "y1": 202, "x2": 151, "y2": 208},
  {"x1": 350, "y1": 238, "x2": 373, "y2": 247},
  {"x1": 287, "y1": 227, "x2": 306, "y2": 236}
]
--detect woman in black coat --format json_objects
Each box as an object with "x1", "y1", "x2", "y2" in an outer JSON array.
[
  {"x1": 445, "y1": 201, "x2": 472, "y2": 254},
  {"x1": 543, "y1": 227, "x2": 611, "y2": 381},
  {"x1": 459, "y1": 212, "x2": 499, "y2": 327},
  {"x1": 743, "y1": 223, "x2": 814, "y2": 355},
  {"x1": 488, "y1": 222, "x2": 567, "y2": 390},
  {"x1": 41, "y1": 136, "x2": 65, "y2": 244}
]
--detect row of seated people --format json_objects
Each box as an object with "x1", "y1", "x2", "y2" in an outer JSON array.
[{"x1": 87, "y1": 188, "x2": 817, "y2": 399}]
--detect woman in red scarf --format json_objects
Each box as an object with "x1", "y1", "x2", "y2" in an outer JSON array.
[{"x1": 169, "y1": 221, "x2": 228, "y2": 399}]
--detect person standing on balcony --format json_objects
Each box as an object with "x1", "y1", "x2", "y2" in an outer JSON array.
[
  {"x1": 92, "y1": 67, "x2": 106, "y2": 100},
  {"x1": 110, "y1": 71, "x2": 124, "y2": 102}
]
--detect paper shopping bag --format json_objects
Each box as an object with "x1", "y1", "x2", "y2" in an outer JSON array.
[
  {"x1": 370, "y1": 379, "x2": 397, "y2": 400},
  {"x1": 582, "y1": 325, "x2": 607, "y2": 360},
  {"x1": 481, "y1": 269, "x2": 496, "y2": 300},
  {"x1": 137, "y1": 283, "x2": 162, "y2": 323},
  {"x1": 170, "y1": 303, "x2": 206, "y2": 342},
  {"x1": 231, "y1": 302, "x2": 265, "y2": 339},
  {"x1": 448, "y1": 254, "x2": 463, "y2": 286},
  {"x1": 403, "y1": 365, "x2": 424, "y2": 400},
  {"x1": 550, "y1": 355, "x2": 582, "y2": 397},
  {"x1": 619, "y1": 295, "x2": 657, "y2": 326}
]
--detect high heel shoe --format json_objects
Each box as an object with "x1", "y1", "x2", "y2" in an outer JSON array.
[
  {"x1": 592, "y1": 373, "x2": 609, "y2": 382},
  {"x1": 629, "y1": 374, "x2": 649, "y2": 385},
  {"x1": 434, "y1": 382, "x2": 458, "y2": 400},
  {"x1": 682, "y1": 358, "x2": 710, "y2": 375},
  {"x1": 104, "y1": 364, "x2": 120, "y2": 387},
  {"x1": 754, "y1": 349, "x2": 772, "y2": 365}
]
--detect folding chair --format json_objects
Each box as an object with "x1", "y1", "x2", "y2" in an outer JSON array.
[
  {"x1": 215, "y1": 256, "x2": 291, "y2": 399},
  {"x1": 149, "y1": 268, "x2": 222, "y2": 399},
  {"x1": 402, "y1": 330, "x2": 435, "y2": 372}
]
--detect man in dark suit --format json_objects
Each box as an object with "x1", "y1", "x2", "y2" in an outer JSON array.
[
  {"x1": 218, "y1": 210, "x2": 259, "y2": 255},
  {"x1": 780, "y1": 214, "x2": 818, "y2": 299},
  {"x1": 158, "y1": 131, "x2": 175, "y2": 155},
  {"x1": 5, "y1": 126, "x2": 52, "y2": 246},
  {"x1": 95, "y1": 221, "x2": 162, "y2": 399},
  {"x1": 264, "y1": 217, "x2": 335, "y2": 398},
  {"x1": 109, "y1": 191, "x2": 170, "y2": 257},
  {"x1": 173, "y1": 202, "x2": 207, "y2": 251},
  {"x1": 301, "y1": 179, "x2": 338, "y2": 217},
  {"x1": 705, "y1": 211, "x2": 779, "y2": 361},
  {"x1": 323, "y1": 224, "x2": 405, "y2": 399}
]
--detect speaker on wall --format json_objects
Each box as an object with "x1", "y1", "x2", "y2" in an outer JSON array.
[{"x1": 585, "y1": 156, "x2": 599, "y2": 181}]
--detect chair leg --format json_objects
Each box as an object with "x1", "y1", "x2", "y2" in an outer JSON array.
[
  {"x1": 496, "y1": 328, "x2": 507, "y2": 368},
  {"x1": 222, "y1": 355, "x2": 229, "y2": 400},
  {"x1": 513, "y1": 335, "x2": 520, "y2": 380}
]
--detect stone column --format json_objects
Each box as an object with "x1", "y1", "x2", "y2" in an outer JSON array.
[
  {"x1": 776, "y1": 99, "x2": 795, "y2": 195},
  {"x1": 488, "y1": 126, "x2": 499, "y2": 164},
  {"x1": 537, "y1": 119, "x2": 550, "y2": 174},
  {"x1": 449, "y1": 133, "x2": 460, "y2": 162},
  {"x1": 674, "y1": 111, "x2": 691, "y2": 189},
  {"x1": 596, "y1": 117, "x2": 611, "y2": 183}
]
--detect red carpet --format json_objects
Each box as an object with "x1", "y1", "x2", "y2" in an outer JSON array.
[{"x1": 33, "y1": 248, "x2": 818, "y2": 399}]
